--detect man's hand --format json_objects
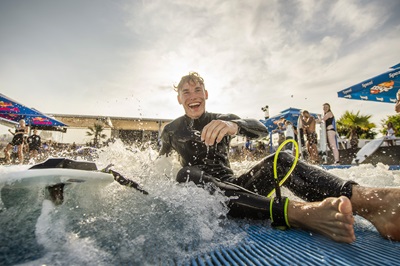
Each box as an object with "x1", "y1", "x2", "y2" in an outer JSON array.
[{"x1": 201, "y1": 120, "x2": 238, "y2": 146}]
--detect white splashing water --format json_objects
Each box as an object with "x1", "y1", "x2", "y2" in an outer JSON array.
[{"x1": 0, "y1": 139, "x2": 399, "y2": 265}]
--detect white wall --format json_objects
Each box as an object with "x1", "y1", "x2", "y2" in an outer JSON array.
[{"x1": 50, "y1": 128, "x2": 112, "y2": 145}]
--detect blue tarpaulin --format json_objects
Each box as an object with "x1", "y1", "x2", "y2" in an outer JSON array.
[
  {"x1": 337, "y1": 63, "x2": 400, "y2": 103},
  {"x1": 0, "y1": 93, "x2": 68, "y2": 132}
]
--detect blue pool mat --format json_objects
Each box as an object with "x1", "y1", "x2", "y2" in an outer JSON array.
[
  {"x1": 321, "y1": 165, "x2": 400, "y2": 170},
  {"x1": 187, "y1": 225, "x2": 400, "y2": 265}
]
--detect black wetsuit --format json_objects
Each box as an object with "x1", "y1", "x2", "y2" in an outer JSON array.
[
  {"x1": 160, "y1": 112, "x2": 355, "y2": 227},
  {"x1": 10, "y1": 128, "x2": 25, "y2": 146},
  {"x1": 27, "y1": 134, "x2": 41, "y2": 151}
]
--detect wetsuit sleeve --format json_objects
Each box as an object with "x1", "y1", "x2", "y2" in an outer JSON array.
[
  {"x1": 159, "y1": 127, "x2": 172, "y2": 156},
  {"x1": 231, "y1": 118, "x2": 269, "y2": 139},
  {"x1": 225, "y1": 189, "x2": 290, "y2": 229}
]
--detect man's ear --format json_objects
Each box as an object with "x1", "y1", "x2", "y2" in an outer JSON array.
[
  {"x1": 205, "y1": 89, "x2": 208, "y2": 100},
  {"x1": 177, "y1": 94, "x2": 182, "y2": 105}
]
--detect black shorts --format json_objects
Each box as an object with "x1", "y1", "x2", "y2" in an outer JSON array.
[
  {"x1": 29, "y1": 145, "x2": 40, "y2": 151},
  {"x1": 10, "y1": 135, "x2": 24, "y2": 146}
]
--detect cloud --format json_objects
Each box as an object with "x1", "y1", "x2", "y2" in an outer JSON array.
[{"x1": 0, "y1": 0, "x2": 399, "y2": 127}]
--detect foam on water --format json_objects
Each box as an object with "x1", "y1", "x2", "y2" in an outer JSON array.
[{"x1": 0, "y1": 140, "x2": 399, "y2": 265}]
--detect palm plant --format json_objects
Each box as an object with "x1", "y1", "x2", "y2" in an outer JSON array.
[
  {"x1": 86, "y1": 123, "x2": 107, "y2": 147},
  {"x1": 337, "y1": 111, "x2": 376, "y2": 148}
]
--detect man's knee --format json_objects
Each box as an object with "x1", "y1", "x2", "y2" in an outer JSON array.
[{"x1": 176, "y1": 166, "x2": 204, "y2": 184}]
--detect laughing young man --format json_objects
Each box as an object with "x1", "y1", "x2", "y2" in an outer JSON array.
[{"x1": 159, "y1": 72, "x2": 400, "y2": 243}]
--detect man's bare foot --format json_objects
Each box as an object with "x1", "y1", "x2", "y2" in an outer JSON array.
[
  {"x1": 288, "y1": 196, "x2": 355, "y2": 243},
  {"x1": 351, "y1": 186, "x2": 400, "y2": 241}
]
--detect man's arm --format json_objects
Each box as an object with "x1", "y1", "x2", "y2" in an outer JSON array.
[
  {"x1": 158, "y1": 126, "x2": 172, "y2": 156},
  {"x1": 201, "y1": 120, "x2": 239, "y2": 146},
  {"x1": 201, "y1": 118, "x2": 268, "y2": 146}
]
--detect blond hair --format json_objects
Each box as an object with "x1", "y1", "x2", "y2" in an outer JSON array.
[{"x1": 174, "y1": 72, "x2": 205, "y2": 92}]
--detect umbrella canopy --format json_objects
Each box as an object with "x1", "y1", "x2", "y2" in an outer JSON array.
[
  {"x1": 260, "y1": 107, "x2": 319, "y2": 131},
  {"x1": 0, "y1": 93, "x2": 68, "y2": 132},
  {"x1": 337, "y1": 63, "x2": 400, "y2": 103}
]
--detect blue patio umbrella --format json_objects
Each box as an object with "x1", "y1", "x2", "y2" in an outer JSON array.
[
  {"x1": 337, "y1": 63, "x2": 400, "y2": 103},
  {"x1": 260, "y1": 107, "x2": 319, "y2": 153},
  {"x1": 260, "y1": 107, "x2": 319, "y2": 131},
  {"x1": 0, "y1": 93, "x2": 68, "y2": 132}
]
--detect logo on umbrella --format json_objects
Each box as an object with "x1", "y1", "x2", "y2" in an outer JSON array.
[
  {"x1": 0, "y1": 101, "x2": 19, "y2": 112},
  {"x1": 370, "y1": 80, "x2": 394, "y2": 94}
]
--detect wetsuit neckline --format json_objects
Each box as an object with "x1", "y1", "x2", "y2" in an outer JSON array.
[
  {"x1": 184, "y1": 112, "x2": 210, "y2": 129},
  {"x1": 184, "y1": 111, "x2": 208, "y2": 122}
]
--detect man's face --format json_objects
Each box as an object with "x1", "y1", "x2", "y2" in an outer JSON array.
[{"x1": 177, "y1": 80, "x2": 208, "y2": 119}]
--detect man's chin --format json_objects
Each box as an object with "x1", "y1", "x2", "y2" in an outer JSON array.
[{"x1": 185, "y1": 109, "x2": 204, "y2": 119}]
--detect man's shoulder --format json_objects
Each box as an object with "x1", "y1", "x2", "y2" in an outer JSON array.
[
  {"x1": 211, "y1": 112, "x2": 240, "y2": 120},
  {"x1": 164, "y1": 116, "x2": 186, "y2": 130}
]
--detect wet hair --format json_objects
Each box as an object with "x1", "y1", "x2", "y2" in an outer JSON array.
[{"x1": 174, "y1": 72, "x2": 205, "y2": 92}]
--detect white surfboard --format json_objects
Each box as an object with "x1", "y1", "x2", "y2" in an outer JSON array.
[
  {"x1": 0, "y1": 167, "x2": 115, "y2": 208},
  {"x1": 1, "y1": 168, "x2": 114, "y2": 188},
  {"x1": 351, "y1": 138, "x2": 384, "y2": 164},
  {"x1": 319, "y1": 120, "x2": 328, "y2": 164},
  {"x1": 297, "y1": 116, "x2": 307, "y2": 160}
]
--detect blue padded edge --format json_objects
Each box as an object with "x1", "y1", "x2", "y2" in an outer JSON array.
[{"x1": 185, "y1": 225, "x2": 400, "y2": 266}]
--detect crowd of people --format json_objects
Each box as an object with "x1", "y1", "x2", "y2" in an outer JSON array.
[
  {"x1": 251, "y1": 103, "x2": 342, "y2": 165},
  {"x1": 1, "y1": 121, "x2": 101, "y2": 165}
]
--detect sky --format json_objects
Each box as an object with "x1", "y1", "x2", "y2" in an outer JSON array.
[{"x1": 1, "y1": 0, "x2": 399, "y2": 132}]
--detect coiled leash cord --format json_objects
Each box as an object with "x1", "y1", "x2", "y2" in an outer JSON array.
[
  {"x1": 267, "y1": 139, "x2": 300, "y2": 199},
  {"x1": 267, "y1": 139, "x2": 300, "y2": 229}
]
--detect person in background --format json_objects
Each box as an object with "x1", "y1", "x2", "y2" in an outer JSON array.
[
  {"x1": 159, "y1": 71, "x2": 400, "y2": 243},
  {"x1": 27, "y1": 128, "x2": 42, "y2": 161},
  {"x1": 300, "y1": 110, "x2": 319, "y2": 164},
  {"x1": 385, "y1": 122, "x2": 396, "y2": 146},
  {"x1": 262, "y1": 105, "x2": 270, "y2": 119},
  {"x1": 283, "y1": 119, "x2": 295, "y2": 153},
  {"x1": 4, "y1": 119, "x2": 28, "y2": 164},
  {"x1": 319, "y1": 103, "x2": 340, "y2": 164},
  {"x1": 273, "y1": 118, "x2": 286, "y2": 146}
]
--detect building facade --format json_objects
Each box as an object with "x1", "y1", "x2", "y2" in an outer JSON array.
[{"x1": 50, "y1": 114, "x2": 172, "y2": 145}]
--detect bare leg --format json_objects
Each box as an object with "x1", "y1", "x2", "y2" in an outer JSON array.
[
  {"x1": 4, "y1": 144, "x2": 12, "y2": 163},
  {"x1": 17, "y1": 144, "x2": 24, "y2": 164},
  {"x1": 351, "y1": 186, "x2": 400, "y2": 241},
  {"x1": 327, "y1": 130, "x2": 339, "y2": 162},
  {"x1": 288, "y1": 196, "x2": 355, "y2": 243}
]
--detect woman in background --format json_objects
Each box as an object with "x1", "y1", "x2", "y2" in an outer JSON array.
[
  {"x1": 4, "y1": 119, "x2": 28, "y2": 164},
  {"x1": 320, "y1": 103, "x2": 340, "y2": 164},
  {"x1": 385, "y1": 122, "x2": 396, "y2": 146}
]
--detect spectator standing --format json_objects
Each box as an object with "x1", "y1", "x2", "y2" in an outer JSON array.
[
  {"x1": 319, "y1": 103, "x2": 340, "y2": 164},
  {"x1": 4, "y1": 119, "x2": 28, "y2": 164},
  {"x1": 27, "y1": 128, "x2": 42, "y2": 161},
  {"x1": 300, "y1": 110, "x2": 319, "y2": 164}
]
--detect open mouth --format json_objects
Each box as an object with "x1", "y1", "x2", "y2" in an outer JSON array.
[{"x1": 188, "y1": 102, "x2": 201, "y2": 110}]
